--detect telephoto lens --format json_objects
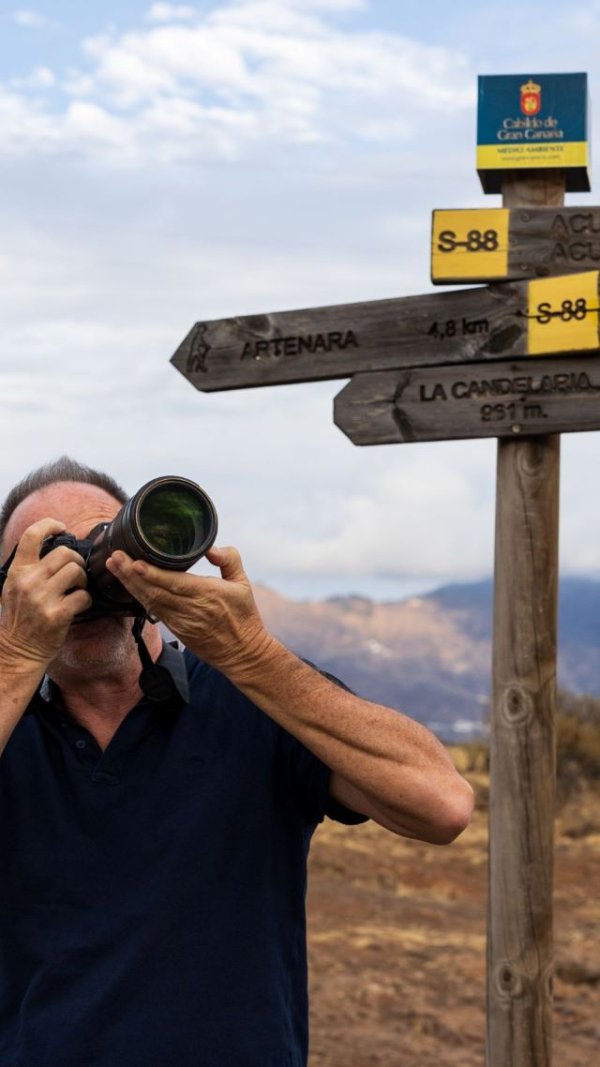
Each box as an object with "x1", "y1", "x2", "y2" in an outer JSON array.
[{"x1": 86, "y1": 476, "x2": 218, "y2": 608}]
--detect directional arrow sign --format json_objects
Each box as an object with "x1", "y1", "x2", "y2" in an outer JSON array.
[
  {"x1": 171, "y1": 271, "x2": 600, "y2": 391},
  {"x1": 334, "y1": 356, "x2": 600, "y2": 444},
  {"x1": 431, "y1": 207, "x2": 600, "y2": 284}
]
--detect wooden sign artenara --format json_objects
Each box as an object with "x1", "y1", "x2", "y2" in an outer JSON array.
[{"x1": 171, "y1": 270, "x2": 600, "y2": 392}]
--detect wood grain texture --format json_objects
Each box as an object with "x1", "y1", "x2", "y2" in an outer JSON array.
[
  {"x1": 486, "y1": 169, "x2": 563, "y2": 1067},
  {"x1": 432, "y1": 206, "x2": 600, "y2": 284},
  {"x1": 171, "y1": 285, "x2": 524, "y2": 391},
  {"x1": 170, "y1": 271, "x2": 600, "y2": 391},
  {"x1": 334, "y1": 356, "x2": 600, "y2": 444}
]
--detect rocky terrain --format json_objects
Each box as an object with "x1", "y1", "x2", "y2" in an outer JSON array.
[{"x1": 306, "y1": 765, "x2": 600, "y2": 1067}]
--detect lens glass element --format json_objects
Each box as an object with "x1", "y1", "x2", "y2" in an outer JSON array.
[{"x1": 138, "y1": 485, "x2": 209, "y2": 559}]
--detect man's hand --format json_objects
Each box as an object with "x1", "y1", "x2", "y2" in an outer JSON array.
[
  {"x1": 106, "y1": 546, "x2": 274, "y2": 677},
  {"x1": 0, "y1": 519, "x2": 92, "y2": 669}
]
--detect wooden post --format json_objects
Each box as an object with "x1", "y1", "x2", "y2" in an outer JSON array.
[{"x1": 487, "y1": 170, "x2": 565, "y2": 1066}]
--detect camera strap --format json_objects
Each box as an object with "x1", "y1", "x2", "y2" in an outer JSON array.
[{"x1": 131, "y1": 614, "x2": 180, "y2": 704}]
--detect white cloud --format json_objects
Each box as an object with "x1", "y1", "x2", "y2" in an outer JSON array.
[
  {"x1": 11, "y1": 66, "x2": 56, "y2": 90},
  {"x1": 0, "y1": 87, "x2": 61, "y2": 153},
  {"x1": 64, "y1": 101, "x2": 134, "y2": 153},
  {"x1": 297, "y1": 0, "x2": 367, "y2": 9},
  {"x1": 145, "y1": 3, "x2": 197, "y2": 21},
  {"x1": 12, "y1": 9, "x2": 48, "y2": 29},
  {"x1": 242, "y1": 447, "x2": 496, "y2": 580},
  {"x1": 0, "y1": 1, "x2": 474, "y2": 167},
  {"x1": 275, "y1": 0, "x2": 367, "y2": 9},
  {"x1": 61, "y1": 69, "x2": 96, "y2": 97}
]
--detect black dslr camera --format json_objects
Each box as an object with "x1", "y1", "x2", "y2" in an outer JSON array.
[{"x1": 1, "y1": 476, "x2": 218, "y2": 620}]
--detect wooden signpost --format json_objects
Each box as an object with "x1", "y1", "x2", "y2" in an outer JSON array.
[
  {"x1": 334, "y1": 355, "x2": 600, "y2": 444},
  {"x1": 432, "y1": 206, "x2": 600, "y2": 283},
  {"x1": 171, "y1": 269, "x2": 600, "y2": 391},
  {"x1": 170, "y1": 72, "x2": 594, "y2": 1067}
]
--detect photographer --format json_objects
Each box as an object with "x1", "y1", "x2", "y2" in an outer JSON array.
[{"x1": 0, "y1": 456, "x2": 473, "y2": 1067}]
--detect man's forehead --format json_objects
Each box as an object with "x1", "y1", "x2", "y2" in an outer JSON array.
[{"x1": 5, "y1": 482, "x2": 122, "y2": 543}]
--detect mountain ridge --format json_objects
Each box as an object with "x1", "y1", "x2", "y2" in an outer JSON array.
[{"x1": 253, "y1": 575, "x2": 600, "y2": 740}]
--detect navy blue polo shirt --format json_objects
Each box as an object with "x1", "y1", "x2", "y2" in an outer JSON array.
[{"x1": 0, "y1": 644, "x2": 365, "y2": 1067}]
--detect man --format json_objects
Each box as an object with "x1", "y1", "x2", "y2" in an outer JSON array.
[{"x1": 0, "y1": 457, "x2": 473, "y2": 1067}]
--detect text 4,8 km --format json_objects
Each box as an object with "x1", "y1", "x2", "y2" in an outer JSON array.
[{"x1": 429, "y1": 317, "x2": 490, "y2": 339}]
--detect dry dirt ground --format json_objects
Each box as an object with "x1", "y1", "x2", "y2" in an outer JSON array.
[{"x1": 306, "y1": 773, "x2": 599, "y2": 1067}]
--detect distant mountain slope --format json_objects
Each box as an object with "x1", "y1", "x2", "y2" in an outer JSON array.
[
  {"x1": 429, "y1": 576, "x2": 600, "y2": 695},
  {"x1": 253, "y1": 576, "x2": 600, "y2": 740}
]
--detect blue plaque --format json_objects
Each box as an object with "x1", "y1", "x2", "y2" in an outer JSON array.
[{"x1": 477, "y1": 73, "x2": 590, "y2": 193}]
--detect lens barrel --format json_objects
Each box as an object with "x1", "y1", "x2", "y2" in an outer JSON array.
[{"x1": 86, "y1": 475, "x2": 218, "y2": 606}]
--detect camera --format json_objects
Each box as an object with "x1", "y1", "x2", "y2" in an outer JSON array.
[{"x1": 34, "y1": 475, "x2": 217, "y2": 620}]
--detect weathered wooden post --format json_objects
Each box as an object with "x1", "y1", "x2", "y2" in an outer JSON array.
[
  {"x1": 487, "y1": 170, "x2": 563, "y2": 1067},
  {"x1": 170, "y1": 71, "x2": 593, "y2": 1067}
]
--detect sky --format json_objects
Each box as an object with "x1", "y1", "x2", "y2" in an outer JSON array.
[{"x1": 2, "y1": 0, "x2": 600, "y2": 600}]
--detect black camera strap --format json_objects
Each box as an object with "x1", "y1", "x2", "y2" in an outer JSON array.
[{"x1": 131, "y1": 614, "x2": 180, "y2": 703}]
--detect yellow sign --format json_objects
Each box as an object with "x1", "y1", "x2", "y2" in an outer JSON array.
[
  {"x1": 527, "y1": 272, "x2": 600, "y2": 355},
  {"x1": 477, "y1": 141, "x2": 589, "y2": 173},
  {"x1": 431, "y1": 210, "x2": 509, "y2": 282}
]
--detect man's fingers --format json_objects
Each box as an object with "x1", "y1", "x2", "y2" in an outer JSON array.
[
  {"x1": 37, "y1": 546, "x2": 87, "y2": 580},
  {"x1": 10, "y1": 519, "x2": 67, "y2": 564},
  {"x1": 106, "y1": 552, "x2": 194, "y2": 596},
  {"x1": 48, "y1": 560, "x2": 89, "y2": 595},
  {"x1": 106, "y1": 545, "x2": 248, "y2": 625},
  {"x1": 105, "y1": 552, "x2": 190, "y2": 623},
  {"x1": 108, "y1": 546, "x2": 246, "y2": 589},
  {"x1": 205, "y1": 546, "x2": 246, "y2": 583},
  {"x1": 68, "y1": 589, "x2": 94, "y2": 616},
  {"x1": 52, "y1": 587, "x2": 93, "y2": 621}
]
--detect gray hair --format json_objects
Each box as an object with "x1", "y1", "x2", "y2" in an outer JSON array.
[{"x1": 0, "y1": 456, "x2": 128, "y2": 550}]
